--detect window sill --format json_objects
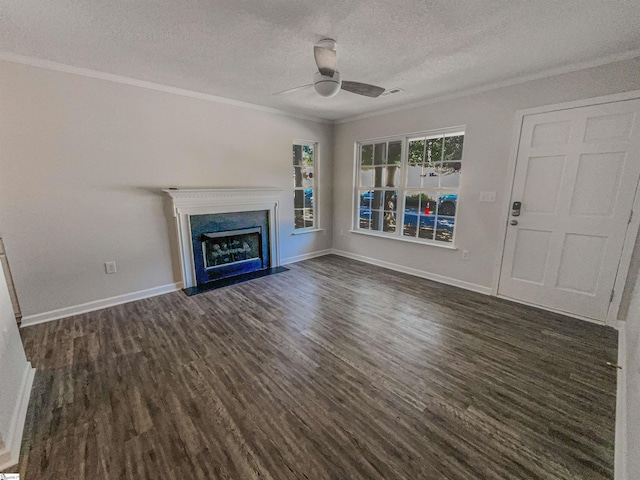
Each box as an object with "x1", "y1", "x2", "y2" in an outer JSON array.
[
  {"x1": 291, "y1": 228, "x2": 325, "y2": 236},
  {"x1": 349, "y1": 229, "x2": 457, "y2": 250}
]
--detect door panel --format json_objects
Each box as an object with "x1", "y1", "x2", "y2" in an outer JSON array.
[
  {"x1": 570, "y1": 153, "x2": 624, "y2": 216},
  {"x1": 511, "y1": 229, "x2": 552, "y2": 283},
  {"x1": 555, "y1": 233, "x2": 605, "y2": 293},
  {"x1": 499, "y1": 99, "x2": 640, "y2": 321},
  {"x1": 584, "y1": 112, "x2": 635, "y2": 142},
  {"x1": 522, "y1": 155, "x2": 565, "y2": 213},
  {"x1": 531, "y1": 120, "x2": 572, "y2": 146}
]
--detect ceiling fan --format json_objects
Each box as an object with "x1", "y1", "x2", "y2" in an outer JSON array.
[{"x1": 273, "y1": 39, "x2": 386, "y2": 98}]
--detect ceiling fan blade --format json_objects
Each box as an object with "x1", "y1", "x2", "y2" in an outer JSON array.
[
  {"x1": 314, "y1": 46, "x2": 337, "y2": 77},
  {"x1": 272, "y1": 84, "x2": 313, "y2": 96},
  {"x1": 341, "y1": 81, "x2": 385, "y2": 98}
]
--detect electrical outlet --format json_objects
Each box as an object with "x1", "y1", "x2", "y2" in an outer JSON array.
[
  {"x1": 479, "y1": 191, "x2": 496, "y2": 202},
  {"x1": 105, "y1": 261, "x2": 117, "y2": 274},
  {"x1": 462, "y1": 250, "x2": 470, "y2": 260}
]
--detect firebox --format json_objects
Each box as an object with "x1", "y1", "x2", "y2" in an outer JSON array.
[
  {"x1": 190, "y1": 210, "x2": 270, "y2": 286},
  {"x1": 202, "y1": 227, "x2": 262, "y2": 269}
]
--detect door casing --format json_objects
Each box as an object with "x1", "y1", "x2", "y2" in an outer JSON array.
[{"x1": 492, "y1": 90, "x2": 640, "y2": 327}]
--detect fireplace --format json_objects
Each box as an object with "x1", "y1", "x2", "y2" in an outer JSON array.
[{"x1": 164, "y1": 188, "x2": 282, "y2": 289}]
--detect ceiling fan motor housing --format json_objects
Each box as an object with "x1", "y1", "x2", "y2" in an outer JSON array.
[{"x1": 314, "y1": 70, "x2": 341, "y2": 97}]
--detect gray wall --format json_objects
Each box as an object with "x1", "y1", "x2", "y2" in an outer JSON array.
[
  {"x1": 0, "y1": 61, "x2": 333, "y2": 317},
  {"x1": 332, "y1": 57, "x2": 640, "y2": 293},
  {"x1": 2, "y1": 56, "x2": 640, "y2": 320},
  {"x1": 623, "y1": 276, "x2": 640, "y2": 479}
]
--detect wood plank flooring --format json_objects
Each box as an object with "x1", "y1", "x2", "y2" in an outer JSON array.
[{"x1": 10, "y1": 255, "x2": 618, "y2": 479}]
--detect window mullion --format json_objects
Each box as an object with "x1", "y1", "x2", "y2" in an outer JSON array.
[{"x1": 398, "y1": 137, "x2": 407, "y2": 238}]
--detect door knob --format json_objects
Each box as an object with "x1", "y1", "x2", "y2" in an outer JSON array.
[{"x1": 510, "y1": 220, "x2": 518, "y2": 226}]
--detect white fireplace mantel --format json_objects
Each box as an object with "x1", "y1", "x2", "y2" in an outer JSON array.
[{"x1": 163, "y1": 188, "x2": 283, "y2": 288}]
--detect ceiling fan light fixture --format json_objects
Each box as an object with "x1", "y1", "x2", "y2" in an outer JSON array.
[
  {"x1": 314, "y1": 70, "x2": 341, "y2": 97},
  {"x1": 273, "y1": 40, "x2": 384, "y2": 99}
]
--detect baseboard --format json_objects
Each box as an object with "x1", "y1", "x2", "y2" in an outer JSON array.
[
  {"x1": 19, "y1": 249, "x2": 485, "y2": 327},
  {"x1": 19, "y1": 251, "x2": 334, "y2": 328},
  {"x1": 280, "y1": 249, "x2": 333, "y2": 265},
  {"x1": 615, "y1": 320, "x2": 627, "y2": 480},
  {"x1": 330, "y1": 249, "x2": 493, "y2": 295},
  {"x1": 496, "y1": 294, "x2": 607, "y2": 326},
  {"x1": 20, "y1": 282, "x2": 183, "y2": 328},
  {"x1": 0, "y1": 362, "x2": 35, "y2": 471}
]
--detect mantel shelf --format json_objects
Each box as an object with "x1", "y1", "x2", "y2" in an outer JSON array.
[{"x1": 163, "y1": 188, "x2": 284, "y2": 210}]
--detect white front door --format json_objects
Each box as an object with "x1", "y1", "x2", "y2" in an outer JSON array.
[{"x1": 498, "y1": 99, "x2": 640, "y2": 322}]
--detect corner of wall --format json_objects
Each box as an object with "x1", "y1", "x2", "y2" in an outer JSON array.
[
  {"x1": 614, "y1": 321, "x2": 627, "y2": 480},
  {"x1": 0, "y1": 361, "x2": 35, "y2": 471}
]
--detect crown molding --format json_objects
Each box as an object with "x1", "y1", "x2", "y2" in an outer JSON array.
[
  {"x1": 2, "y1": 48, "x2": 639, "y2": 127},
  {"x1": 335, "y1": 48, "x2": 640, "y2": 125},
  {"x1": 0, "y1": 52, "x2": 332, "y2": 125}
]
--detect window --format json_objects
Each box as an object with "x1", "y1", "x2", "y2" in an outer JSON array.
[
  {"x1": 355, "y1": 129, "x2": 464, "y2": 245},
  {"x1": 293, "y1": 142, "x2": 317, "y2": 230}
]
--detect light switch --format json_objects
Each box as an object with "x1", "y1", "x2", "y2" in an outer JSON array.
[
  {"x1": 105, "y1": 261, "x2": 117, "y2": 274},
  {"x1": 479, "y1": 191, "x2": 496, "y2": 202}
]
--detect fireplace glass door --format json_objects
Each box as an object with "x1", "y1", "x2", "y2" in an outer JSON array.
[{"x1": 202, "y1": 227, "x2": 262, "y2": 270}]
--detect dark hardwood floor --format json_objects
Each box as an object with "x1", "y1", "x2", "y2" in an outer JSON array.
[{"x1": 11, "y1": 255, "x2": 618, "y2": 479}]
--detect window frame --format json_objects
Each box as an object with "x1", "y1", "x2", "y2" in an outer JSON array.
[
  {"x1": 352, "y1": 126, "x2": 464, "y2": 248},
  {"x1": 292, "y1": 140, "x2": 319, "y2": 232}
]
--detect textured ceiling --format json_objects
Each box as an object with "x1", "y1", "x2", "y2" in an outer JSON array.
[{"x1": 1, "y1": 0, "x2": 639, "y2": 121}]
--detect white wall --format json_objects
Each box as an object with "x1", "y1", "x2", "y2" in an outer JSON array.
[
  {"x1": 0, "y1": 60, "x2": 333, "y2": 318},
  {"x1": 0, "y1": 262, "x2": 33, "y2": 469},
  {"x1": 620, "y1": 273, "x2": 640, "y2": 479},
  {"x1": 332, "y1": 57, "x2": 640, "y2": 292}
]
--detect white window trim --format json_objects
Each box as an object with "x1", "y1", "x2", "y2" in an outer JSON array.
[
  {"x1": 293, "y1": 140, "x2": 319, "y2": 232},
  {"x1": 351, "y1": 127, "x2": 465, "y2": 247},
  {"x1": 348, "y1": 228, "x2": 458, "y2": 249},
  {"x1": 291, "y1": 228, "x2": 325, "y2": 236}
]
